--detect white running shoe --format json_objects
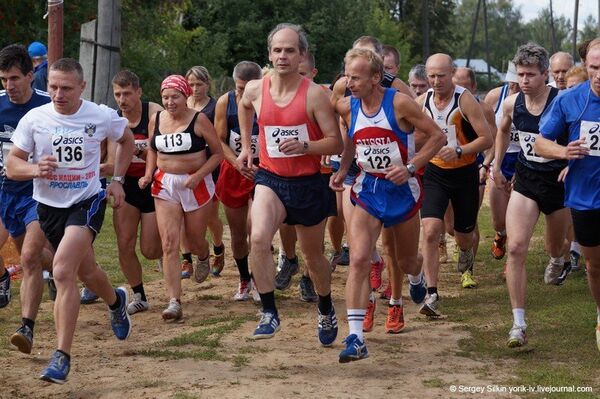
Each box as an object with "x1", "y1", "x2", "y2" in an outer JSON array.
[
  {"x1": 544, "y1": 260, "x2": 563, "y2": 285},
  {"x1": 162, "y1": 298, "x2": 182, "y2": 321},
  {"x1": 127, "y1": 292, "x2": 150, "y2": 315},
  {"x1": 507, "y1": 325, "x2": 527, "y2": 347},
  {"x1": 233, "y1": 280, "x2": 252, "y2": 301}
]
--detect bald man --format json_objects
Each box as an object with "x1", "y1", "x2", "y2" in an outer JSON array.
[
  {"x1": 549, "y1": 52, "x2": 574, "y2": 90},
  {"x1": 416, "y1": 54, "x2": 493, "y2": 317}
]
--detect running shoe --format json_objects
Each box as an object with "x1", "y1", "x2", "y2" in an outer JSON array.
[
  {"x1": 338, "y1": 246, "x2": 350, "y2": 266},
  {"x1": 491, "y1": 233, "x2": 507, "y2": 260},
  {"x1": 507, "y1": 325, "x2": 527, "y2": 348},
  {"x1": 251, "y1": 281, "x2": 261, "y2": 303},
  {"x1": 180, "y1": 260, "x2": 193, "y2": 279},
  {"x1": 369, "y1": 259, "x2": 385, "y2": 290},
  {"x1": 80, "y1": 286, "x2": 99, "y2": 304},
  {"x1": 317, "y1": 306, "x2": 338, "y2": 346},
  {"x1": 211, "y1": 250, "x2": 225, "y2": 277},
  {"x1": 10, "y1": 324, "x2": 33, "y2": 354},
  {"x1": 380, "y1": 281, "x2": 392, "y2": 300},
  {"x1": 127, "y1": 292, "x2": 150, "y2": 315},
  {"x1": 385, "y1": 304, "x2": 405, "y2": 333},
  {"x1": 409, "y1": 273, "x2": 427, "y2": 303},
  {"x1": 110, "y1": 287, "x2": 132, "y2": 340},
  {"x1": 40, "y1": 350, "x2": 70, "y2": 384},
  {"x1": 339, "y1": 334, "x2": 369, "y2": 363},
  {"x1": 419, "y1": 293, "x2": 440, "y2": 317},
  {"x1": 233, "y1": 279, "x2": 252, "y2": 301},
  {"x1": 363, "y1": 298, "x2": 376, "y2": 332},
  {"x1": 162, "y1": 298, "x2": 183, "y2": 321},
  {"x1": 457, "y1": 248, "x2": 474, "y2": 273},
  {"x1": 0, "y1": 273, "x2": 11, "y2": 308},
  {"x1": 570, "y1": 250, "x2": 581, "y2": 272},
  {"x1": 194, "y1": 257, "x2": 210, "y2": 283},
  {"x1": 299, "y1": 275, "x2": 318, "y2": 302},
  {"x1": 461, "y1": 270, "x2": 477, "y2": 289},
  {"x1": 47, "y1": 272, "x2": 57, "y2": 301},
  {"x1": 251, "y1": 311, "x2": 281, "y2": 339},
  {"x1": 544, "y1": 259, "x2": 563, "y2": 285},
  {"x1": 438, "y1": 239, "x2": 448, "y2": 263},
  {"x1": 275, "y1": 257, "x2": 298, "y2": 290},
  {"x1": 556, "y1": 262, "x2": 572, "y2": 285},
  {"x1": 329, "y1": 251, "x2": 343, "y2": 272}
]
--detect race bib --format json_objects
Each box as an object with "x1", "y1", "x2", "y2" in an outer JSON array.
[
  {"x1": 229, "y1": 131, "x2": 258, "y2": 158},
  {"x1": 132, "y1": 139, "x2": 148, "y2": 163},
  {"x1": 52, "y1": 130, "x2": 85, "y2": 168},
  {"x1": 264, "y1": 124, "x2": 310, "y2": 158},
  {"x1": 580, "y1": 120, "x2": 600, "y2": 157},
  {"x1": 155, "y1": 132, "x2": 192, "y2": 153},
  {"x1": 518, "y1": 131, "x2": 549, "y2": 163},
  {"x1": 507, "y1": 124, "x2": 521, "y2": 153},
  {"x1": 356, "y1": 141, "x2": 403, "y2": 173},
  {"x1": 444, "y1": 125, "x2": 458, "y2": 148}
]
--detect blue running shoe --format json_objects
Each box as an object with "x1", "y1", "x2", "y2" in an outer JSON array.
[
  {"x1": 110, "y1": 287, "x2": 132, "y2": 340},
  {"x1": 409, "y1": 273, "x2": 427, "y2": 304},
  {"x1": 0, "y1": 272, "x2": 11, "y2": 308},
  {"x1": 40, "y1": 350, "x2": 70, "y2": 384},
  {"x1": 317, "y1": 306, "x2": 338, "y2": 347},
  {"x1": 80, "y1": 286, "x2": 99, "y2": 304},
  {"x1": 251, "y1": 311, "x2": 280, "y2": 339},
  {"x1": 339, "y1": 334, "x2": 369, "y2": 363}
]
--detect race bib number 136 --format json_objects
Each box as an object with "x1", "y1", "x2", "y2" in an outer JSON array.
[{"x1": 52, "y1": 132, "x2": 85, "y2": 168}]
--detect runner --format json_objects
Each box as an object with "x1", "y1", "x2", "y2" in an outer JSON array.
[
  {"x1": 0, "y1": 44, "x2": 54, "y2": 354},
  {"x1": 417, "y1": 53, "x2": 493, "y2": 316},
  {"x1": 111, "y1": 70, "x2": 163, "y2": 314},
  {"x1": 331, "y1": 48, "x2": 443, "y2": 361},
  {"x1": 214, "y1": 61, "x2": 262, "y2": 301},
  {"x1": 383, "y1": 44, "x2": 400, "y2": 76},
  {"x1": 491, "y1": 43, "x2": 568, "y2": 348},
  {"x1": 237, "y1": 23, "x2": 342, "y2": 344},
  {"x1": 548, "y1": 52, "x2": 574, "y2": 90},
  {"x1": 139, "y1": 75, "x2": 223, "y2": 321},
  {"x1": 535, "y1": 37, "x2": 600, "y2": 351},
  {"x1": 6, "y1": 58, "x2": 134, "y2": 383},
  {"x1": 408, "y1": 64, "x2": 430, "y2": 97}
]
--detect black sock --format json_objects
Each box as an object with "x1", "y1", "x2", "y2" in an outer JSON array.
[
  {"x1": 108, "y1": 290, "x2": 121, "y2": 311},
  {"x1": 57, "y1": 349, "x2": 71, "y2": 360},
  {"x1": 182, "y1": 253, "x2": 192, "y2": 263},
  {"x1": 259, "y1": 291, "x2": 277, "y2": 314},
  {"x1": 132, "y1": 283, "x2": 146, "y2": 302},
  {"x1": 214, "y1": 244, "x2": 224, "y2": 256},
  {"x1": 427, "y1": 287, "x2": 438, "y2": 296},
  {"x1": 318, "y1": 292, "x2": 332, "y2": 315},
  {"x1": 235, "y1": 256, "x2": 251, "y2": 281},
  {"x1": 22, "y1": 317, "x2": 35, "y2": 332}
]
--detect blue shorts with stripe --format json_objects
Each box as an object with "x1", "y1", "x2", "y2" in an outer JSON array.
[
  {"x1": 331, "y1": 159, "x2": 361, "y2": 186},
  {"x1": 351, "y1": 172, "x2": 421, "y2": 228},
  {"x1": 0, "y1": 191, "x2": 38, "y2": 237},
  {"x1": 500, "y1": 152, "x2": 519, "y2": 180},
  {"x1": 37, "y1": 191, "x2": 107, "y2": 251}
]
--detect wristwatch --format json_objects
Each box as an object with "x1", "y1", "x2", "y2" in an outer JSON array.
[
  {"x1": 112, "y1": 176, "x2": 125, "y2": 184},
  {"x1": 406, "y1": 163, "x2": 416, "y2": 177},
  {"x1": 303, "y1": 141, "x2": 309, "y2": 153},
  {"x1": 455, "y1": 146, "x2": 463, "y2": 159}
]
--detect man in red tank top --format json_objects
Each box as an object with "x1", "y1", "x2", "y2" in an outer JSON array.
[{"x1": 237, "y1": 23, "x2": 343, "y2": 345}]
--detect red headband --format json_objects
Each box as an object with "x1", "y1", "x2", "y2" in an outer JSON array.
[{"x1": 160, "y1": 75, "x2": 193, "y2": 97}]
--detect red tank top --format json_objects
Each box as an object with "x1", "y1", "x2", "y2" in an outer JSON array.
[{"x1": 258, "y1": 76, "x2": 323, "y2": 177}]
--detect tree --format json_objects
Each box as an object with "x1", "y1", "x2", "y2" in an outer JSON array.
[{"x1": 525, "y1": 7, "x2": 572, "y2": 54}]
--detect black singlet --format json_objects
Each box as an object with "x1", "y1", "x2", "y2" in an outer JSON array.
[{"x1": 150, "y1": 111, "x2": 206, "y2": 155}]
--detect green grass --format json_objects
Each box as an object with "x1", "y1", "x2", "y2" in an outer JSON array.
[{"x1": 441, "y1": 205, "x2": 600, "y2": 398}]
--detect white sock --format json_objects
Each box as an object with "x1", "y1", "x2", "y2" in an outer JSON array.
[
  {"x1": 347, "y1": 309, "x2": 366, "y2": 341},
  {"x1": 550, "y1": 256, "x2": 564, "y2": 266},
  {"x1": 408, "y1": 270, "x2": 423, "y2": 285},
  {"x1": 571, "y1": 242, "x2": 581, "y2": 254},
  {"x1": 512, "y1": 308, "x2": 526, "y2": 328},
  {"x1": 389, "y1": 297, "x2": 403, "y2": 306},
  {"x1": 279, "y1": 248, "x2": 286, "y2": 258},
  {"x1": 371, "y1": 250, "x2": 382, "y2": 264}
]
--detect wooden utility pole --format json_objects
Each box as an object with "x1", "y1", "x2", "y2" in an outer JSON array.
[
  {"x1": 422, "y1": 0, "x2": 430, "y2": 60},
  {"x1": 549, "y1": 0, "x2": 557, "y2": 54},
  {"x1": 93, "y1": 0, "x2": 121, "y2": 107},
  {"x1": 466, "y1": 0, "x2": 482, "y2": 68},
  {"x1": 483, "y1": 0, "x2": 491, "y2": 85},
  {"x1": 573, "y1": 0, "x2": 579, "y2": 60},
  {"x1": 47, "y1": 0, "x2": 63, "y2": 65}
]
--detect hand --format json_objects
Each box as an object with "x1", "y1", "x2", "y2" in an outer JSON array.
[
  {"x1": 321, "y1": 155, "x2": 331, "y2": 167},
  {"x1": 106, "y1": 181, "x2": 125, "y2": 209},
  {"x1": 385, "y1": 164, "x2": 409, "y2": 185},
  {"x1": 478, "y1": 166, "x2": 488, "y2": 184},
  {"x1": 492, "y1": 168, "x2": 508, "y2": 191},
  {"x1": 184, "y1": 173, "x2": 201, "y2": 189},
  {"x1": 138, "y1": 175, "x2": 152, "y2": 189},
  {"x1": 436, "y1": 146, "x2": 458, "y2": 162},
  {"x1": 236, "y1": 148, "x2": 253, "y2": 170},
  {"x1": 278, "y1": 138, "x2": 305, "y2": 155},
  {"x1": 235, "y1": 160, "x2": 256, "y2": 181},
  {"x1": 563, "y1": 139, "x2": 589, "y2": 160},
  {"x1": 36, "y1": 155, "x2": 58, "y2": 178},
  {"x1": 329, "y1": 171, "x2": 346, "y2": 192},
  {"x1": 558, "y1": 166, "x2": 569, "y2": 182}
]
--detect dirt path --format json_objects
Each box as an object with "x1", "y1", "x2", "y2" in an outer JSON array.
[{"x1": 1, "y1": 232, "x2": 522, "y2": 399}]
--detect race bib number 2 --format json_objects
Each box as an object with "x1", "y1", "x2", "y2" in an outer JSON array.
[
  {"x1": 356, "y1": 141, "x2": 403, "y2": 173},
  {"x1": 580, "y1": 121, "x2": 600, "y2": 157},
  {"x1": 264, "y1": 124, "x2": 310, "y2": 158},
  {"x1": 52, "y1": 131, "x2": 85, "y2": 168},
  {"x1": 518, "y1": 131, "x2": 549, "y2": 163}
]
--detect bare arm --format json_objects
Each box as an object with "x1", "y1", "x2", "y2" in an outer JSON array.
[
  {"x1": 535, "y1": 136, "x2": 588, "y2": 160},
  {"x1": 139, "y1": 113, "x2": 157, "y2": 188},
  {"x1": 491, "y1": 96, "x2": 516, "y2": 189},
  {"x1": 480, "y1": 101, "x2": 497, "y2": 167},
  {"x1": 215, "y1": 93, "x2": 238, "y2": 165},
  {"x1": 6, "y1": 146, "x2": 56, "y2": 180},
  {"x1": 189, "y1": 113, "x2": 223, "y2": 183},
  {"x1": 329, "y1": 98, "x2": 354, "y2": 191},
  {"x1": 459, "y1": 91, "x2": 493, "y2": 155},
  {"x1": 391, "y1": 78, "x2": 416, "y2": 99},
  {"x1": 237, "y1": 79, "x2": 260, "y2": 169}
]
